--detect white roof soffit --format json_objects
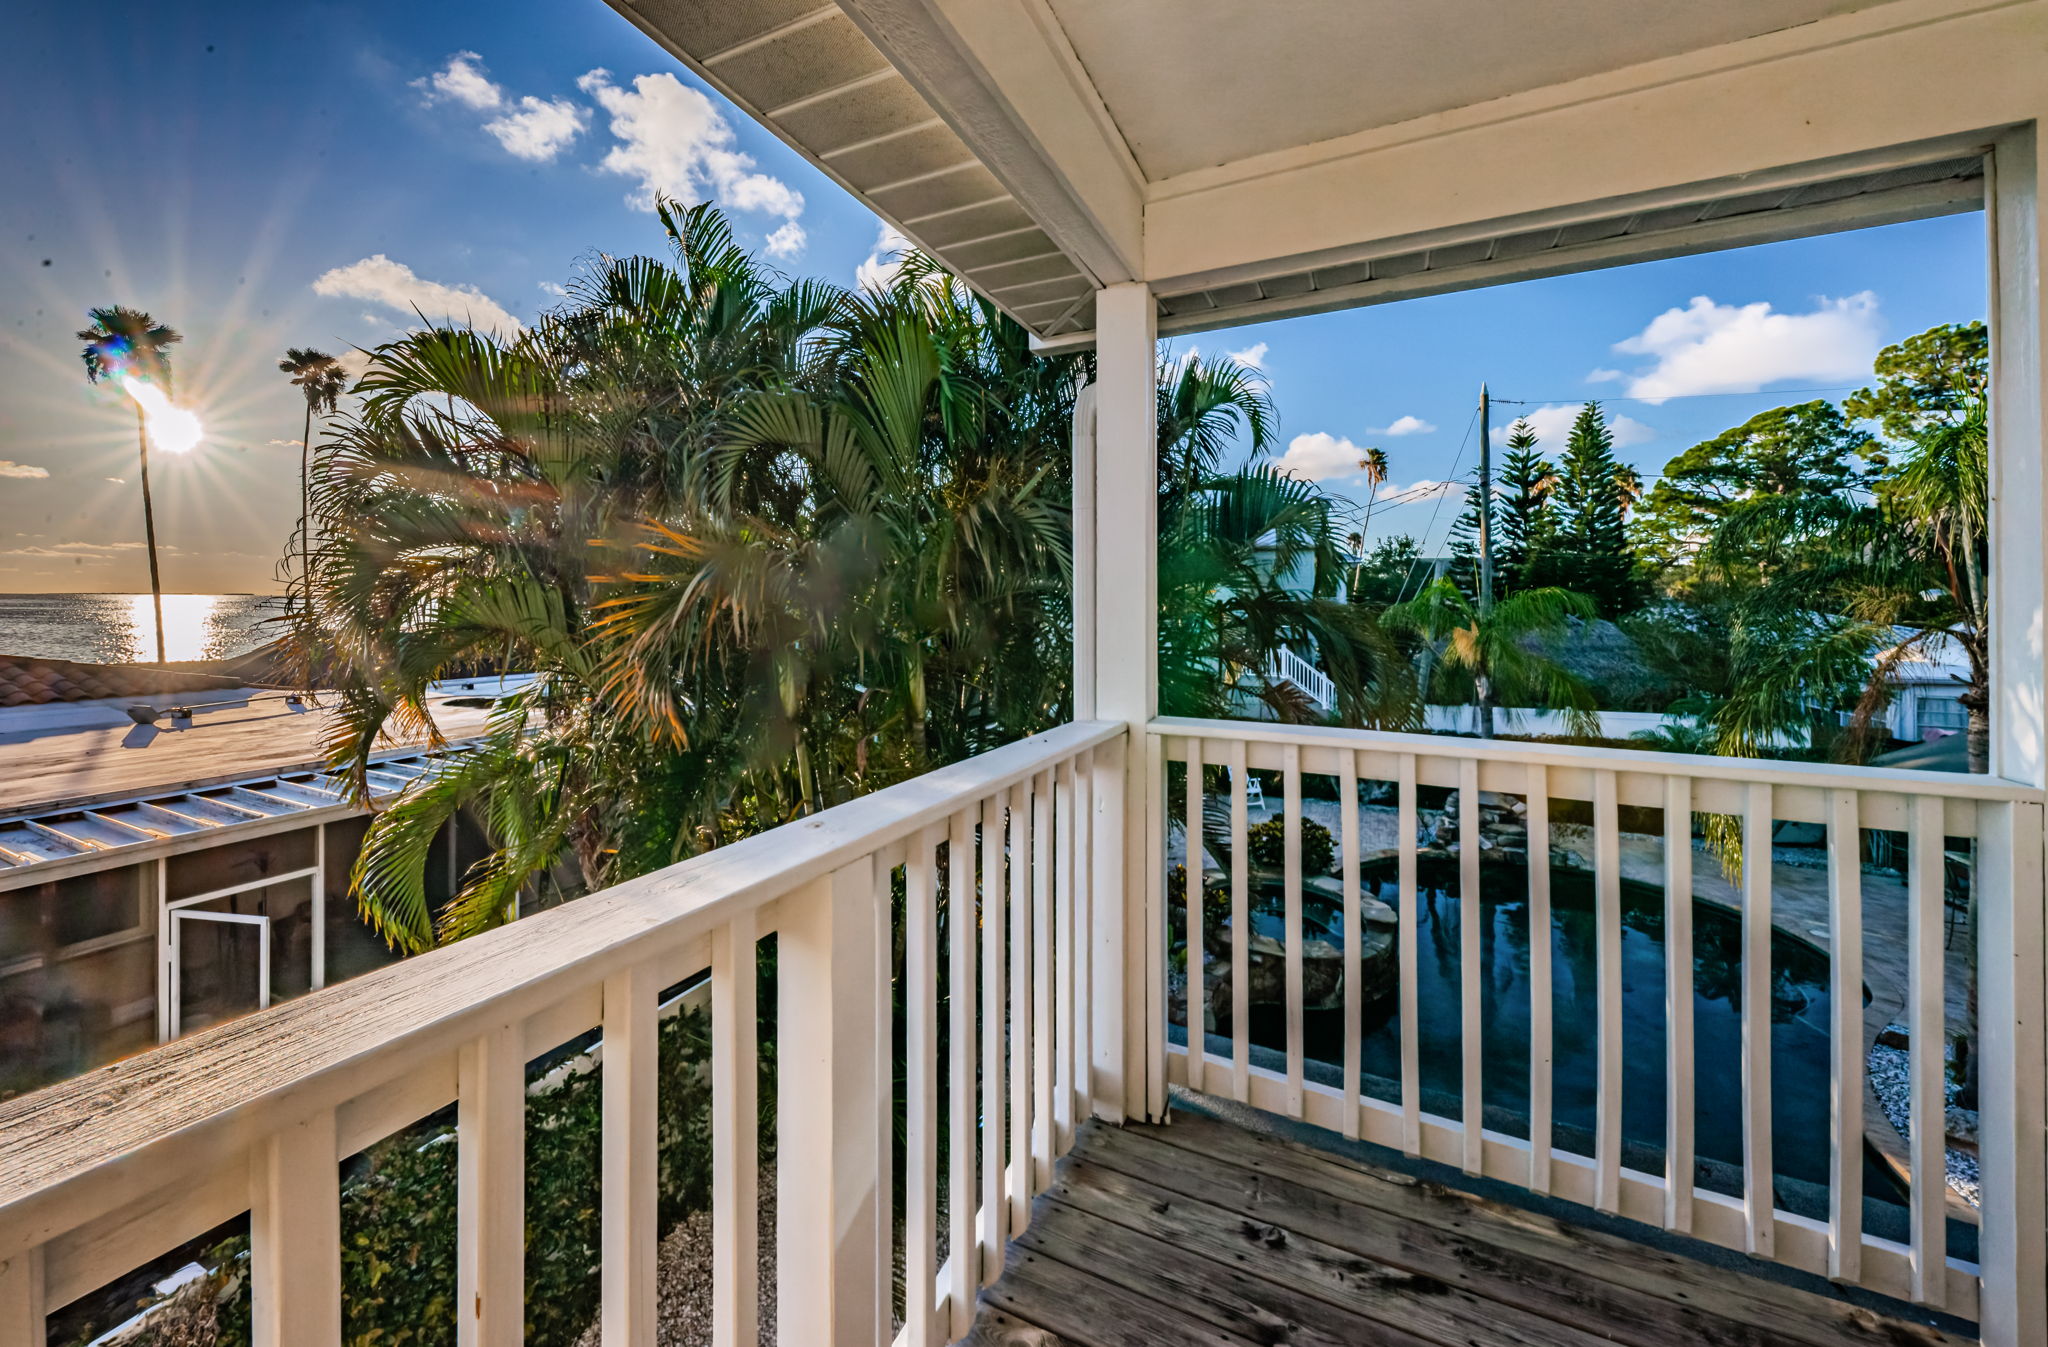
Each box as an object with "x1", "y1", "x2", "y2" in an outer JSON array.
[
  {"x1": 1093, "y1": 149, "x2": 1988, "y2": 351},
  {"x1": 602, "y1": 0, "x2": 1118, "y2": 338}
]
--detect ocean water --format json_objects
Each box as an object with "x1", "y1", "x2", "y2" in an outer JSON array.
[{"x1": 0, "y1": 593, "x2": 288, "y2": 664}]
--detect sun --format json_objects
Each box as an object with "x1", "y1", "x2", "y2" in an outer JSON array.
[{"x1": 121, "y1": 377, "x2": 205, "y2": 455}]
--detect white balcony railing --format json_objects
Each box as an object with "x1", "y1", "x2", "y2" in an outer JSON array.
[
  {"x1": 1150, "y1": 716, "x2": 2046, "y2": 1330},
  {"x1": 3, "y1": 712, "x2": 2043, "y2": 1346},
  {"x1": 1264, "y1": 647, "x2": 1336, "y2": 712},
  {"x1": 0, "y1": 719, "x2": 1127, "y2": 1347}
]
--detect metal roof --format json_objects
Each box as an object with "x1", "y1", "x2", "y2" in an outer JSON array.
[{"x1": 0, "y1": 748, "x2": 455, "y2": 890}]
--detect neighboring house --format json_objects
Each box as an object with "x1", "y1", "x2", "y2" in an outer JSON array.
[{"x1": 1870, "y1": 627, "x2": 1974, "y2": 741}]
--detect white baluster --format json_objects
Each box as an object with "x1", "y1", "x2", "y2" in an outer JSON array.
[
  {"x1": 1184, "y1": 738, "x2": 1205, "y2": 1095},
  {"x1": 1825, "y1": 788, "x2": 1860, "y2": 1283},
  {"x1": 1459, "y1": 758, "x2": 1483, "y2": 1175},
  {"x1": 603, "y1": 961, "x2": 659, "y2": 1347},
  {"x1": 1526, "y1": 763, "x2": 1552, "y2": 1195},
  {"x1": 1906, "y1": 795, "x2": 1946, "y2": 1307},
  {"x1": 712, "y1": 909, "x2": 759, "y2": 1347},
  {"x1": 0, "y1": 1247, "x2": 43, "y2": 1347},
  {"x1": 1741, "y1": 782, "x2": 1775, "y2": 1258},
  {"x1": 1594, "y1": 770, "x2": 1622, "y2": 1212},
  {"x1": 458, "y1": 1025, "x2": 524, "y2": 1347},
  {"x1": 1008, "y1": 780, "x2": 1032, "y2": 1230},
  {"x1": 1033, "y1": 770, "x2": 1055, "y2": 1190},
  {"x1": 777, "y1": 858, "x2": 882, "y2": 1347},
  {"x1": 1664, "y1": 775, "x2": 1695, "y2": 1235},
  {"x1": 1398, "y1": 752, "x2": 1420, "y2": 1156},
  {"x1": 250, "y1": 1108, "x2": 341, "y2": 1347},
  {"x1": 947, "y1": 808, "x2": 978, "y2": 1338},
  {"x1": 1283, "y1": 743, "x2": 1305, "y2": 1118},
  {"x1": 906, "y1": 828, "x2": 939, "y2": 1346},
  {"x1": 979, "y1": 793, "x2": 1007, "y2": 1283},
  {"x1": 1339, "y1": 751, "x2": 1361, "y2": 1141},
  {"x1": 1230, "y1": 738, "x2": 1251, "y2": 1103}
]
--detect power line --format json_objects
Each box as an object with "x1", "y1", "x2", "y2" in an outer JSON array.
[{"x1": 1391, "y1": 403, "x2": 1480, "y2": 605}]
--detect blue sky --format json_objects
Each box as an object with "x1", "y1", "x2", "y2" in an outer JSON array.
[{"x1": 0, "y1": 1, "x2": 1988, "y2": 592}]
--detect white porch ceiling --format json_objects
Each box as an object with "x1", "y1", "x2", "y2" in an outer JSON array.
[
  {"x1": 606, "y1": 0, "x2": 2009, "y2": 345},
  {"x1": 1040, "y1": 0, "x2": 1891, "y2": 180}
]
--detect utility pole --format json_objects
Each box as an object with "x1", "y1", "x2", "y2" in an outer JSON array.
[{"x1": 1476, "y1": 382, "x2": 1494, "y2": 615}]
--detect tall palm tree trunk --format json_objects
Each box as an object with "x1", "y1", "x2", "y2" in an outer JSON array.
[
  {"x1": 298, "y1": 401, "x2": 313, "y2": 613},
  {"x1": 1476, "y1": 675, "x2": 1496, "y2": 739},
  {"x1": 135, "y1": 404, "x2": 166, "y2": 663}
]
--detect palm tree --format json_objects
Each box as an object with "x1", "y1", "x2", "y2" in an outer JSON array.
[
  {"x1": 1351, "y1": 446, "x2": 1389, "y2": 592},
  {"x1": 278, "y1": 348, "x2": 349, "y2": 603},
  {"x1": 79, "y1": 307, "x2": 181, "y2": 662},
  {"x1": 296, "y1": 203, "x2": 1080, "y2": 949},
  {"x1": 1381, "y1": 578, "x2": 1599, "y2": 739}
]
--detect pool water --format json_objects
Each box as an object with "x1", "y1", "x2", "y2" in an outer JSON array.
[{"x1": 1224, "y1": 852, "x2": 1892, "y2": 1204}]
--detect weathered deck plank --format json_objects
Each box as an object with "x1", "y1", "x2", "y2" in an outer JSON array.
[
  {"x1": 970, "y1": 1110, "x2": 1971, "y2": 1347},
  {"x1": 1146, "y1": 1110, "x2": 1968, "y2": 1347}
]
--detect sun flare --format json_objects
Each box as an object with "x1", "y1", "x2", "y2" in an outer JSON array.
[{"x1": 122, "y1": 377, "x2": 204, "y2": 455}]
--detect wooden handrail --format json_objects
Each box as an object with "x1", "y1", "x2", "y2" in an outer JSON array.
[{"x1": 0, "y1": 719, "x2": 1124, "y2": 1257}]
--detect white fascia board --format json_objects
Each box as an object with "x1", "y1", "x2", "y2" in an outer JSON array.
[
  {"x1": 1142, "y1": 0, "x2": 2048, "y2": 289},
  {"x1": 841, "y1": 0, "x2": 1145, "y2": 282}
]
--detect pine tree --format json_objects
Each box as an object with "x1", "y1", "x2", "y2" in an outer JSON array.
[
  {"x1": 1445, "y1": 467, "x2": 1494, "y2": 598},
  {"x1": 1449, "y1": 417, "x2": 1558, "y2": 600},
  {"x1": 1537, "y1": 402, "x2": 1639, "y2": 615},
  {"x1": 1495, "y1": 417, "x2": 1555, "y2": 590}
]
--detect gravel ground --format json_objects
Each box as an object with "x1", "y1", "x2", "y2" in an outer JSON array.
[
  {"x1": 1867, "y1": 1027, "x2": 1981, "y2": 1206},
  {"x1": 576, "y1": 1165, "x2": 778, "y2": 1347}
]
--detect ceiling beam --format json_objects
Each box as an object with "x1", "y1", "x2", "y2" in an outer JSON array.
[{"x1": 835, "y1": 0, "x2": 1144, "y2": 283}]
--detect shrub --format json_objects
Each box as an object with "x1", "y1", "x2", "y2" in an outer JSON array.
[{"x1": 1245, "y1": 816, "x2": 1335, "y2": 874}]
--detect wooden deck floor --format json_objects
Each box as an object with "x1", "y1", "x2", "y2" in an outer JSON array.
[{"x1": 966, "y1": 1108, "x2": 1971, "y2": 1347}]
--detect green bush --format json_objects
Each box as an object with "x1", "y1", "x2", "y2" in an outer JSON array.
[{"x1": 1245, "y1": 816, "x2": 1335, "y2": 874}]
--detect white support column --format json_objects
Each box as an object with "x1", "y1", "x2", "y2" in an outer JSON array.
[
  {"x1": 1980, "y1": 123, "x2": 2048, "y2": 1347},
  {"x1": 1981, "y1": 124, "x2": 2047, "y2": 1347},
  {"x1": 778, "y1": 858, "x2": 882, "y2": 1346},
  {"x1": 1085, "y1": 279, "x2": 1160, "y2": 1122},
  {"x1": 1990, "y1": 126, "x2": 2047, "y2": 789},
  {"x1": 250, "y1": 1109, "x2": 341, "y2": 1347}
]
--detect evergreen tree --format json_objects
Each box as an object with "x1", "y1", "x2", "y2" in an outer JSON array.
[
  {"x1": 1445, "y1": 467, "x2": 1494, "y2": 598},
  {"x1": 1495, "y1": 417, "x2": 1555, "y2": 589},
  {"x1": 1536, "y1": 402, "x2": 1639, "y2": 615}
]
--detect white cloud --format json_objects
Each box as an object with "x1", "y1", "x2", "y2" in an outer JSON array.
[
  {"x1": 1610, "y1": 292, "x2": 1882, "y2": 403},
  {"x1": 0, "y1": 460, "x2": 49, "y2": 479},
  {"x1": 1586, "y1": 367, "x2": 1624, "y2": 384},
  {"x1": 578, "y1": 69, "x2": 805, "y2": 223},
  {"x1": 1374, "y1": 414, "x2": 1436, "y2": 437},
  {"x1": 484, "y1": 96, "x2": 586, "y2": 162},
  {"x1": 857, "y1": 224, "x2": 915, "y2": 293},
  {"x1": 266, "y1": 439, "x2": 303, "y2": 447},
  {"x1": 1492, "y1": 403, "x2": 1654, "y2": 451},
  {"x1": 538, "y1": 281, "x2": 568, "y2": 297},
  {"x1": 764, "y1": 221, "x2": 807, "y2": 259},
  {"x1": 314, "y1": 255, "x2": 524, "y2": 336},
  {"x1": 105, "y1": 476, "x2": 125, "y2": 484},
  {"x1": 416, "y1": 53, "x2": 585, "y2": 163},
  {"x1": 1273, "y1": 432, "x2": 1372, "y2": 482},
  {"x1": 1227, "y1": 341, "x2": 1268, "y2": 369},
  {"x1": 416, "y1": 52, "x2": 502, "y2": 111}
]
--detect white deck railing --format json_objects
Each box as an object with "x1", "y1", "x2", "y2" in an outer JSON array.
[
  {"x1": 1265, "y1": 647, "x2": 1336, "y2": 712},
  {"x1": 0, "y1": 719, "x2": 1128, "y2": 1347},
  {"x1": 1150, "y1": 716, "x2": 2046, "y2": 1337}
]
